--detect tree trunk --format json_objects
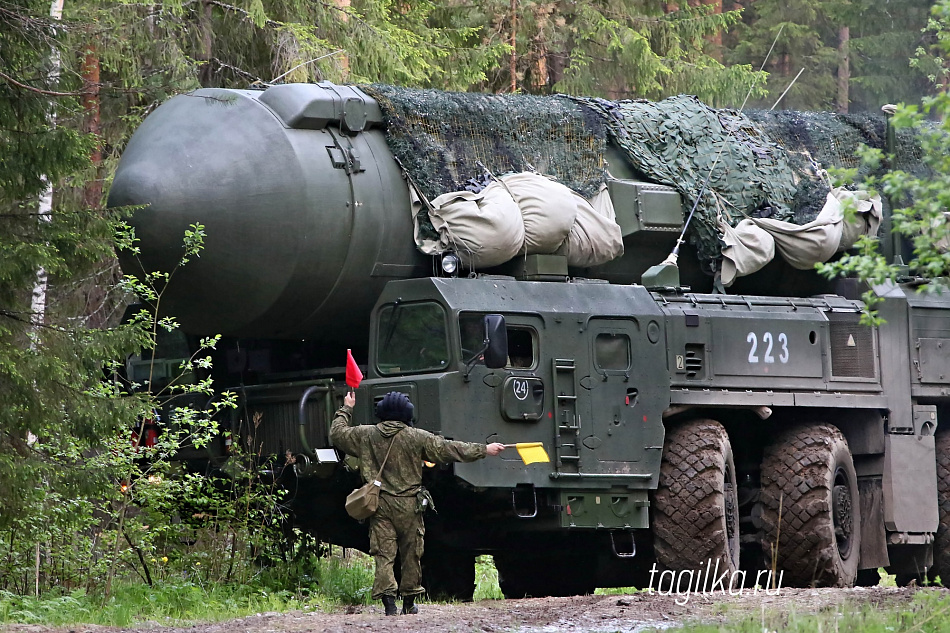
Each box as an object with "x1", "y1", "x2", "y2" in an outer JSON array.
[
  {"x1": 335, "y1": 0, "x2": 350, "y2": 78},
  {"x1": 705, "y1": 0, "x2": 722, "y2": 55},
  {"x1": 837, "y1": 25, "x2": 850, "y2": 114},
  {"x1": 532, "y1": 4, "x2": 549, "y2": 91},
  {"x1": 81, "y1": 40, "x2": 101, "y2": 210},
  {"x1": 509, "y1": 0, "x2": 518, "y2": 93},
  {"x1": 198, "y1": 0, "x2": 214, "y2": 87}
]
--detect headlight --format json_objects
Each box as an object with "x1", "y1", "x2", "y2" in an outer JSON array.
[{"x1": 441, "y1": 252, "x2": 460, "y2": 275}]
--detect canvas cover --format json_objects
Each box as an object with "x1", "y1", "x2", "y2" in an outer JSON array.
[
  {"x1": 412, "y1": 173, "x2": 623, "y2": 270},
  {"x1": 720, "y1": 219, "x2": 775, "y2": 287},
  {"x1": 556, "y1": 183, "x2": 624, "y2": 267},
  {"x1": 414, "y1": 183, "x2": 525, "y2": 268},
  {"x1": 721, "y1": 188, "x2": 884, "y2": 285},
  {"x1": 836, "y1": 189, "x2": 884, "y2": 251},
  {"x1": 752, "y1": 193, "x2": 845, "y2": 270},
  {"x1": 500, "y1": 172, "x2": 579, "y2": 253}
]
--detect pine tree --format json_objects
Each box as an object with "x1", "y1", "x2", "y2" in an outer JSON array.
[
  {"x1": 463, "y1": 0, "x2": 763, "y2": 104},
  {"x1": 727, "y1": 0, "x2": 936, "y2": 112},
  {"x1": 0, "y1": 0, "x2": 147, "y2": 579}
]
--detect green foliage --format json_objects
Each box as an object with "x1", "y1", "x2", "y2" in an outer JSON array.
[
  {"x1": 0, "y1": 547, "x2": 376, "y2": 626},
  {"x1": 0, "y1": 581, "x2": 302, "y2": 626},
  {"x1": 0, "y1": 0, "x2": 146, "y2": 597},
  {"x1": 728, "y1": 0, "x2": 935, "y2": 112},
  {"x1": 595, "y1": 586, "x2": 642, "y2": 595},
  {"x1": 464, "y1": 0, "x2": 762, "y2": 104},
  {"x1": 818, "y1": 1, "x2": 950, "y2": 322},
  {"x1": 474, "y1": 555, "x2": 503, "y2": 601},
  {"x1": 665, "y1": 591, "x2": 950, "y2": 633},
  {"x1": 75, "y1": 0, "x2": 504, "y2": 95},
  {"x1": 309, "y1": 553, "x2": 375, "y2": 605}
]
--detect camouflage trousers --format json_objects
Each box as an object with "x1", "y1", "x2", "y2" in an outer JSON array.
[{"x1": 369, "y1": 493, "x2": 425, "y2": 599}]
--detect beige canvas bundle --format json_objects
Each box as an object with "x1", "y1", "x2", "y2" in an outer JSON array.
[{"x1": 344, "y1": 433, "x2": 398, "y2": 520}]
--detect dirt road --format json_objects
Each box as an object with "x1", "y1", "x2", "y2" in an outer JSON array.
[{"x1": 3, "y1": 586, "x2": 936, "y2": 633}]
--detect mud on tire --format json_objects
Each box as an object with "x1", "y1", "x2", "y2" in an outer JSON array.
[
  {"x1": 760, "y1": 424, "x2": 860, "y2": 587},
  {"x1": 652, "y1": 419, "x2": 740, "y2": 576},
  {"x1": 933, "y1": 432, "x2": 950, "y2": 581}
]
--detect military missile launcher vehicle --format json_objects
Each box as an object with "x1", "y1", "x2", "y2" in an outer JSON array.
[{"x1": 109, "y1": 81, "x2": 950, "y2": 597}]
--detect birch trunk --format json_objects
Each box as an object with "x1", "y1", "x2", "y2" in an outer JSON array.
[{"x1": 31, "y1": 0, "x2": 64, "y2": 336}]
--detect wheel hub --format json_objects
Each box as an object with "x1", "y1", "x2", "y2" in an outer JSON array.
[{"x1": 832, "y1": 467, "x2": 853, "y2": 558}]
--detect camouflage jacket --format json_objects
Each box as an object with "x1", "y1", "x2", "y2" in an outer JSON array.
[{"x1": 329, "y1": 405, "x2": 487, "y2": 496}]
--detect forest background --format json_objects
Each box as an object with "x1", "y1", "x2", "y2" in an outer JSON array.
[{"x1": 2, "y1": 0, "x2": 950, "y2": 619}]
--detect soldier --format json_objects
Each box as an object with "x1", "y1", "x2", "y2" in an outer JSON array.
[{"x1": 330, "y1": 391, "x2": 506, "y2": 616}]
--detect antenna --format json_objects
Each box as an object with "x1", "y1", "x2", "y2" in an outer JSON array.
[
  {"x1": 641, "y1": 25, "x2": 789, "y2": 290},
  {"x1": 269, "y1": 50, "x2": 346, "y2": 84}
]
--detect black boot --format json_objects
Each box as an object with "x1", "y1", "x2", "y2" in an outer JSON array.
[
  {"x1": 401, "y1": 595, "x2": 418, "y2": 615},
  {"x1": 381, "y1": 595, "x2": 398, "y2": 616}
]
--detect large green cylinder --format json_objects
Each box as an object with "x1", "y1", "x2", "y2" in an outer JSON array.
[{"x1": 109, "y1": 83, "x2": 426, "y2": 340}]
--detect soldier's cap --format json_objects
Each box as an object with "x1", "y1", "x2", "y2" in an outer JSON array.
[{"x1": 376, "y1": 391, "x2": 414, "y2": 423}]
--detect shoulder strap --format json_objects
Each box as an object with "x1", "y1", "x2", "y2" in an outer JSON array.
[{"x1": 372, "y1": 429, "x2": 401, "y2": 482}]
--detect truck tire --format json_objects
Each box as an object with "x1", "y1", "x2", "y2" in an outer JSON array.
[
  {"x1": 652, "y1": 419, "x2": 740, "y2": 577},
  {"x1": 933, "y1": 431, "x2": 950, "y2": 581},
  {"x1": 760, "y1": 424, "x2": 860, "y2": 587}
]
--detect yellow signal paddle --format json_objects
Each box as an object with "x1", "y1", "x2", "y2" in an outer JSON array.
[{"x1": 503, "y1": 442, "x2": 550, "y2": 465}]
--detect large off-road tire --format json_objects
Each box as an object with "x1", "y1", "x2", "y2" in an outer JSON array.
[
  {"x1": 652, "y1": 419, "x2": 740, "y2": 576},
  {"x1": 760, "y1": 424, "x2": 861, "y2": 587},
  {"x1": 933, "y1": 431, "x2": 950, "y2": 582}
]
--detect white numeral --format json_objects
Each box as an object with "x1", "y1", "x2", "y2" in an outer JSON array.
[{"x1": 747, "y1": 331, "x2": 789, "y2": 364}]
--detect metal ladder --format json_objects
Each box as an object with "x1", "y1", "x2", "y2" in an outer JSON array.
[{"x1": 552, "y1": 358, "x2": 580, "y2": 471}]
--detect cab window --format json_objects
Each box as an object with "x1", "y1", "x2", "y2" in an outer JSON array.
[
  {"x1": 376, "y1": 302, "x2": 449, "y2": 375},
  {"x1": 459, "y1": 313, "x2": 536, "y2": 369},
  {"x1": 594, "y1": 332, "x2": 631, "y2": 371}
]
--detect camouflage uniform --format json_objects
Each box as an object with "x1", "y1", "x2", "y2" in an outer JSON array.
[{"x1": 330, "y1": 405, "x2": 487, "y2": 599}]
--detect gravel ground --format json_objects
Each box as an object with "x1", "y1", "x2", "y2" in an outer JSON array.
[{"x1": 2, "y1": 586, "x2": 937, "y2": 633}]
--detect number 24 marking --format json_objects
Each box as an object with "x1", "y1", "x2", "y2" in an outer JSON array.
[{"x1": 747, "y1": 332, "x2": 789, "y2": 364}]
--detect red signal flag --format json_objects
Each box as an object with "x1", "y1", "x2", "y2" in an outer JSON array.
[{"x1": 345, "y1": 349, "x2": 363, "y2": 389}]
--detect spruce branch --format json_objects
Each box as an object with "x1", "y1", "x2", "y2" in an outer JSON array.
[{"x1": 0, "y1": 69, "x2": 82, "y2": 96}]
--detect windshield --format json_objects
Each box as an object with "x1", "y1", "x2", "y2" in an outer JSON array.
[{"x1": 376, "y1": 302, "x2": 449, "y2": 375}]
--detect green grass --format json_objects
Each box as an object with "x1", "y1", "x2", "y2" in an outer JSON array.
[
  {"x1": 0, "y1": 553, "x2": 375, "y2": 627},
  {"x1": 0, "y1": 583, "x2": 303, "y2": 627},
  {"x1": 595, "y1": 586, "x2": 642, "y2": 595},
  {"x1": 1, "y1": 551, "x2": 510, "y2": 626},
  {"x1": 663, "y1": 591, "x2": 950, "y2": 633}
]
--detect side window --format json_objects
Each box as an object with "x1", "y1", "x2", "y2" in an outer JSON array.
[
  {"x1": 594, "y1": 332, "x2": 631, "y2": 371},
  {"x1": 459, "y1": 313, "x2": 537, "y2": 369},
  {"x1": 506, "y1": 328, "x2": 535, "y2": 369}
]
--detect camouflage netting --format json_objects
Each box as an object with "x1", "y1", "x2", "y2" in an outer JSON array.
[
  {"x1": 576, "y1": 96, "x2": 799, "y2": 265},
  {"x1": 365, "y1": 85, "x2": 608, "y2": 240},
  {"x1": 745, "y1": 109, "x2": 931, "y2": 224},
  {"x1": 365, "y1": 84, "x2": 931, "y2": 269}
]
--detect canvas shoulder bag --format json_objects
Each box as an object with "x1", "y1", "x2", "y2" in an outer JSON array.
[{"x1": 344, "y1": 432, "x2": 398, "y2": 520}]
